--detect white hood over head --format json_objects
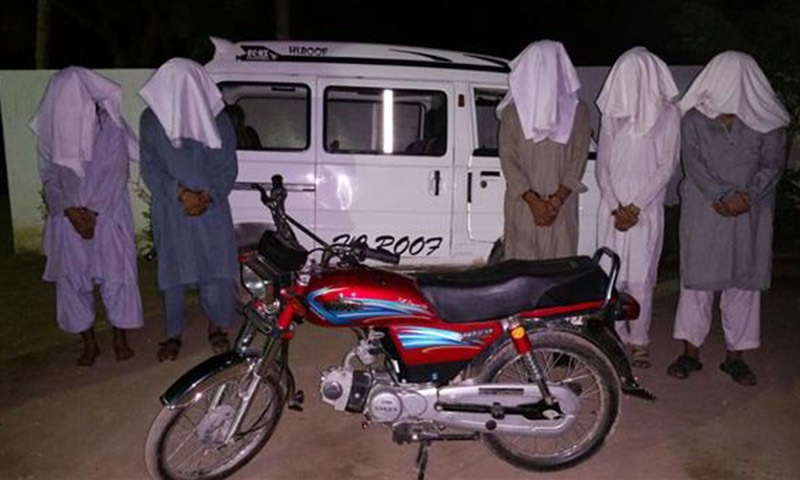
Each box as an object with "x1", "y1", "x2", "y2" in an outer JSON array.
[
  {"x1": 30, "y1": 66, "x2": 137, "y2": 176},
  {"x1": 139, "y1": 58, "x2": 225, "y2": 149},
  {"x1": 596, "y1": 46, "x2": 679, "y2": 137},
  {"x1": 497, "y1": 40, "x2": 581, "y2": 144},
  {"x1": 678, "y1": 50, "x2": 789, "y2": 133}
]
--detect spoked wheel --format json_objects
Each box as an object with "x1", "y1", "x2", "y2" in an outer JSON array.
[
  {"x1": 145, "y1": 361, "x2": 286, "y2": 480},
  {"x1": 481, "y1": 331, "x2": 620, "y2": 471}
]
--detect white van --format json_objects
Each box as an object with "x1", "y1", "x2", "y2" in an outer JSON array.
[{"x1": 205, "y1": 38, "x2": 600, "y2": 267}]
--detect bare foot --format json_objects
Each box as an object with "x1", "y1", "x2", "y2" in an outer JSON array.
[
  {"x1": 77, "y1": 328, "x2": 100, "y2": 367},
  {"x1": 114, "y1": 344, "x2": 135, "y2": 361},
  {"x1": 77, "y1": 344, "x2": 100, "y2": 367},
  {"x1": 113, "y1": 328, "x2": 135, "y2": 362}
]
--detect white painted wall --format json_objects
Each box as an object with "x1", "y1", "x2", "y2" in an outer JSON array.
[{"x1": 0, "y1": 65, "x2": 704, "y2": 254}]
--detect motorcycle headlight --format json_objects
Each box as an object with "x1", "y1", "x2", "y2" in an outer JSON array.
[{"x1": 241, "y1": 264, "x2": 269, "y2": 300}]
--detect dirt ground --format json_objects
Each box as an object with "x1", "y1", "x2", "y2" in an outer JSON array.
[{"x1": 1, "y1": 261, "x2": 799, "y2": 480}]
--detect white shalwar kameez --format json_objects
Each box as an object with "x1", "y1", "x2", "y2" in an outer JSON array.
[
  {"x1": 30, "y1": 67, "x2": 143, "y2": 333},
  {"x1": 595, "y1": 47, "x2": 681, "y2": 347}
]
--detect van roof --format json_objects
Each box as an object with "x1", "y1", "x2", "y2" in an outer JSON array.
[{"x1": 208, "y1": 37, "x2": 510, "y2": 73}]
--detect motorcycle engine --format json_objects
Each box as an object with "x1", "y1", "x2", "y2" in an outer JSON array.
[
  {"x1": 320, "y1": 367, "x2": 372, "y2": 412},
  {"x1": 320, "y1": 367, "x2": 429, "y2": 423}
]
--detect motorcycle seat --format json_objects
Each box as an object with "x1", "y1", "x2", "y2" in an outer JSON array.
[{"x1": 414, "y1": 256, "x2": 610, "y2": 323}]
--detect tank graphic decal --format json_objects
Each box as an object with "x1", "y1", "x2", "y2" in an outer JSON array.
[
  {"x1": 397, "y1": 326, "x2": 486, "y2": 349},
  {"x1": 307, "y1": 287, "x2": 431, "y2": 325}
]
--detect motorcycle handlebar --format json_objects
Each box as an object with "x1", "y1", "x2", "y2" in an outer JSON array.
[
  {"x1": 253, "y1": 175, "x2": 401, "y2": 266},
  {"x1": 360, "y1": 246, "x2": 401, "y2": 265}
]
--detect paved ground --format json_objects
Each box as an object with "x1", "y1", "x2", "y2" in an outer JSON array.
[{"x1": 1, "y1": 264, "x2": 799, "y2": 480}]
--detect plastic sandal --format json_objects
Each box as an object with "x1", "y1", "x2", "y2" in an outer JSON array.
[
  {"x1": 666, "y1": 355, "x2": 703, "y2": 379},
  {"x1": 208, "y1": 330, "x2": 231, "y2": 354},
  {"x1": 630, "y1": 345, "x2": 651, "y2": 369},
  {"x1": 157, "y1": 338, "x2": 182, "y2": 362},
  {"x1": 720, "y1": 360, "x2": 757, "y2": 386}
]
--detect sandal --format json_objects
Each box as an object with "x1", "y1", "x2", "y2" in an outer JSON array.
[
  {"x1": 720, "y1": 360, "x2": 757, "y2": 386},
  {"x1": 157, "y1": 338, "x2": 182, "y2": 362},
  {"x1": 208, "y1": 329, "x2": 231, "y2": 355},
  {"x1": 630, "y1": 345, "x2": 651, "y2": 369},
  {"x1": 667, "y1": 355, "x2": 703, "y2": 379}
]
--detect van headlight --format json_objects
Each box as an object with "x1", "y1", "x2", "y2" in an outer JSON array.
[{"x1": 241, "y1": 265, "x2": 268, "y2": 299}]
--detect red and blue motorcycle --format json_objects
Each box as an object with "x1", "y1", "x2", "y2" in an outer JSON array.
[{"x1": 145, "y1": 175, "x2": 653, "y2": 480}]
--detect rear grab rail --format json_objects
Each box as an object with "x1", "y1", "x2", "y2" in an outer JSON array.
[{"x1": 592, "y1": 247, "x2": 620, "y2": 307}]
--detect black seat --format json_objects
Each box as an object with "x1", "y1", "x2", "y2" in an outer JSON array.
[{"x1": 414, "y1": 256, "x2": 610, "y2": 323}]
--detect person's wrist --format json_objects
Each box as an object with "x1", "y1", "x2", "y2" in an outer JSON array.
[
  {"x1": 523, "y1": 190, "x2": 541, "y2": 205},
  {"x1": 522, "y1": 190, "x2": 534, "y2": 201}
]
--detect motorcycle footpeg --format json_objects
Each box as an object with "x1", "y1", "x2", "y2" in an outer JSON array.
[
  {"x1": 288, "y1": 390, "x2": 305, "y2": 411},
  {"x1": 622, "y1": 383, "x2": 656, "y2": 401}
]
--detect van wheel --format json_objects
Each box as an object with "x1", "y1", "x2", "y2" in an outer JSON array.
[{"x1": 487, "y1": 238, "x2": 504, "y2": 265}]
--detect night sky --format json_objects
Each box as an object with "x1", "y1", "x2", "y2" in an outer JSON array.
[{"x1": 0, "y1": 0, "x2": 698, "y2": 69}]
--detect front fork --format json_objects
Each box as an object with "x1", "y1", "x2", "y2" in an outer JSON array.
[
  {"x1": 211, "y1": 301, "x2": 292, "y2": 444},
  {"x1": 504, "y1": 315, "x2": 557, "y2": 407}
]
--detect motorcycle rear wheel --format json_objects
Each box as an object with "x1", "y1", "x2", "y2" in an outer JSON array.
[
  {"x1": 144, "y1": 362, "x2": 286, "y2": 480},
  {"x1": 481, "y1": 330, "x2": 620, "y2": 471}
]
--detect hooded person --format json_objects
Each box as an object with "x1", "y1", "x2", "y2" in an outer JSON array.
[
  {"x1": 497, "y1": 40, "x2": 592, "y2": 260},
  {"x1": 594, "y1": 47, "x2": 681, "y2": 369},
  {"x1": 138, "y1": 58, "x2": 239, "y2": 361},
  {"x1": 667, "y1": 51, "x2": 789, "y2": 386},
  {"x1": 30, "y1": 66, "x2": 144, "y2": 366}
]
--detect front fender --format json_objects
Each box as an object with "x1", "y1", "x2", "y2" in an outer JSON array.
[{"x1": 160, "y1": 350, "x2": 261, "y2": 407}]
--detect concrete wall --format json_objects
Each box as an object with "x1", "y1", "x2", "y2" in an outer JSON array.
[
  {"x1": 0, "y1": 69, "x2": 153, "y2": 252},
  {"x1": 0, "y1": 65, "x2": 705, "y2": 254}
]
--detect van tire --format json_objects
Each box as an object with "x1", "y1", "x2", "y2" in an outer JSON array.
[{"x1": 487, "y1": 238, "x2": 504, "y2": 265}]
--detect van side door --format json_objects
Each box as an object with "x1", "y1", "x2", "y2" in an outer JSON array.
[
  {"x1": 466, "y1": 87, "x2": 505, "y2": 243},
  {"x1": 315, "y1": 79, "x2": 454, "y2": 263}
]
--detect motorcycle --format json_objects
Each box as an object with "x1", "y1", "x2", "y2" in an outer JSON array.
[{"x1": 144, "y1": 174, "x2": 654, "y2": 480}]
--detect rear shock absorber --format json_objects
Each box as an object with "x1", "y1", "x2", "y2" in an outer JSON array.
[{"x1": 504, "y1": 316, "x2": 556, "y2": 406}]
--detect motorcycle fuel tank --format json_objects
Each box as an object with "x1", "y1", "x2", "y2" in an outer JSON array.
[
  {"x1": 304, "y1": 266, "x2": 503, "y2": 368},
  {"x1": 305, "y1": 267, "x2": 437, "y2": 328}
]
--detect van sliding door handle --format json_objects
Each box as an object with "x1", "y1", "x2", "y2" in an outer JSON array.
[{"x1": 428, "y1": 170, "x2": 442, "y2": 196}]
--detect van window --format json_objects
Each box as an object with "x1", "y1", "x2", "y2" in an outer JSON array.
[
  {"x1": 473, "y1": 88, "x2": 505, "y2": 157},
  {"x1": 218, "y1": 82, "x2": 310, "y2": 151},
  {"x1": 324, "y1": 87, "x2": 446, "y2": 156}
]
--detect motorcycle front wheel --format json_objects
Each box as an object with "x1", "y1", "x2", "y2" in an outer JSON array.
[
  {"x1": 144, "y1": 361, "x2": 286, "y2": 480},
  {"x1": 481, "y1": 330, "x2": 620, "y2": 471}
]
